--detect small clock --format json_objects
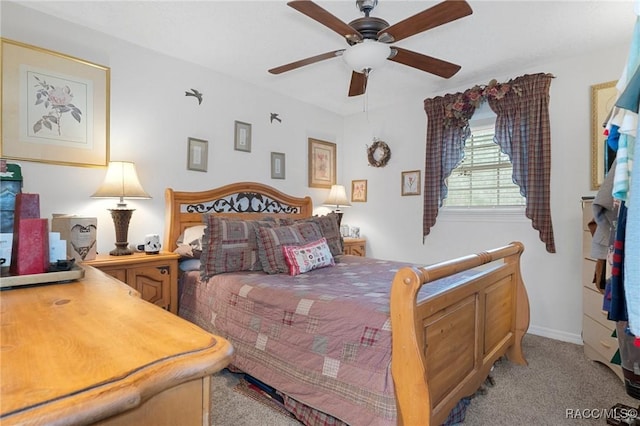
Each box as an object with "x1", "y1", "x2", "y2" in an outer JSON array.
[{"x1": 367, "y1": 140, "x2": 391, "y2": 168}]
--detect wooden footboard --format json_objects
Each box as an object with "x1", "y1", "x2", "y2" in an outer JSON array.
[{"x1": 390, "y1": 242, "x2": 529, "y2": 426}]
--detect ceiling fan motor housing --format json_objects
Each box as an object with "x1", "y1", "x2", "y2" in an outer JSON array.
[{"x1": 348, "y1": 17, "x2": 390, "y2": 44}]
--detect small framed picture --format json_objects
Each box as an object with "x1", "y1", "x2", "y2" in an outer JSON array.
[
  {"x1": 271, "y1": 152, "x2": 285, "y2": 179},
  {"x1": 234, "y1": 120, "x2": 252, "y2": 152},
  {"x1": 187, "y1": 137, "x2": 208, "y2": 172},
  {"x1": 401, "y1": 170, "x2": 421, "y2": 196},
  {"x1": 351, "y1": 179, "x2": 367, "y2": 202}
]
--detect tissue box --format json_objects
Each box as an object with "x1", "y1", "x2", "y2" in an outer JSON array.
[{"x1": 51, "y1": 215, "x2": 97, "y2": 261}]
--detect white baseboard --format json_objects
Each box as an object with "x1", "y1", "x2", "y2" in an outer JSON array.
[{"x1": 527, "y1": 325, "x2": 583, "y2": 345}]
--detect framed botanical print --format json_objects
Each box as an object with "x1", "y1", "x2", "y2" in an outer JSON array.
[
  {"x1": 351, "y1": 179, "x2": 367, "y2": 202},
  {"x1": 308, "y1": 138, "x2": 336, "y2": 189},
  {"x1": 1, "y1": 38, "x2": 110, "y2": 167},
  {"x1": 401, "y1": 170, "x2": 421, "y2": 196}
]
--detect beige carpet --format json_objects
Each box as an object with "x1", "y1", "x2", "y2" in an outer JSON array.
[{"x1": 210, "y1": 334, "x2": 639, "y2": 425}]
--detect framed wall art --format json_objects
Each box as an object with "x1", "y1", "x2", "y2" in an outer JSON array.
[
  {"x1": 234, "y1": 120, "x2": 252, "y2": 152},
  {"x1": 401, "y1": 170, "x2": 421, "y2": 196},
  {"x1": 271, "y1": 152, "x2": 285, "y2": 179},
  {"x1": 351, "y1": 179, "x2": 367, "y2": 202},
  {"x1": 1, "y1": 38, "x2": 110, "y2": 167},
  {"x1": 308, "y1": 138, "x2": 336, "y2": 189},
  {"x1": 590, "y1": 80, "x2": 617, "y2": 190},
  {"x1": 187, "y1": 137, "x2": 208, "y2": 172}
]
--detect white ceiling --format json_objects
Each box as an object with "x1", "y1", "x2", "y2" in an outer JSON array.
[{"x1": 17, "y1": 0, "x2": 637, "y2": 116}]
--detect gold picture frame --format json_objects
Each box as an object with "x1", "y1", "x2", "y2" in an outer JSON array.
[
  {"x1": 1, "y1": 38, "x2": 110, "y2": 167},
  {"x1": 401, "y1": 170, "x2": 421, "y2": 196},
  {"x1": 187, "y1": 137, "x2": 208, "y2": 172},
  {"x1": 308, "y1": 138, "x2": 336, "y2": 188},
  {"x1": 351, "y1": 179, "x2": 367, "y2": 202},
  {"x1": 590, "y1": 80, "x2": 617, "y2": 190}
]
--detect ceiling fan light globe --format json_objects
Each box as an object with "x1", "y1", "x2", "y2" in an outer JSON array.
[{"x1": 343, "y1": 40, "x2": 390, "y2": 72}]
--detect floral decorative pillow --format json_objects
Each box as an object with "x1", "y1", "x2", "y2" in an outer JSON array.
[
  {"x1": 200, "y1": 216, "x2": 277, "y2": 278},
  {"x1": 282, "y1": 238, "x2": 335, "y2": 276},
  {"x1": 256, "y1": 222, "x2": 322, "y2": 274}
]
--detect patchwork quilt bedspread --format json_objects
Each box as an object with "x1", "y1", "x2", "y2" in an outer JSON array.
[{"x1": 179, "y1": 255, "x2": 477, "y2": 426}]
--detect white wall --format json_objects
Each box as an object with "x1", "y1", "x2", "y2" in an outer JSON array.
[
  {"x1": 2, "y1": 2, "x2": 631, "y2": 343},
  {"x1": 341, "y1": 45, "x2": 630, "y2": 343},
  {"x1": 2, "y1": 2, "x2": 342, "y2": 255}
]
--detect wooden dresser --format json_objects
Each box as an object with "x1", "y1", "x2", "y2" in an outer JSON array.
[
  {"x1": 581, "y1": 198, "x2": 623, "y2": 381},
  {"x1": 0, "y1": 265, "x2": 233, "y2": 425}
]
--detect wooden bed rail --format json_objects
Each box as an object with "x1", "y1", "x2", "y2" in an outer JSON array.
[{"x1": 390, "y1": 242, "x2": 529, "y2": 426}]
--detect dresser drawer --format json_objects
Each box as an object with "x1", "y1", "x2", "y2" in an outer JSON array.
[
  {"x1": 583, "y1": 314, "x2": 618, "y2": 362},
  {"x1": 583, "y1": 286, "x2": 613, "y2": 330},
  {"x1": 582, "y1": 258, "x2": 596, "y2": 289}
]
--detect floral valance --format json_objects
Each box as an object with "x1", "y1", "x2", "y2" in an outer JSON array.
[{"x1": 444, "y1": 79, "x2": 523, "y2": 129}]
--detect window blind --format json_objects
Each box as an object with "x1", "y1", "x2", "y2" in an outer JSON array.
[{"x1": 444, "y1": 127, "x2": 525, "y2": 207}]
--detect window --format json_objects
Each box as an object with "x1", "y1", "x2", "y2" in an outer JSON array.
[{"x1": 443, "y1": 125, "x2": 525, "y2": 208}]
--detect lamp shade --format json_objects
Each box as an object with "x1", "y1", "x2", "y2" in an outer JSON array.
[
  {"x1": 91, "y1": 161, "x2": 150, "y2": 205},
  {"x1": 343, "y1": 40, "x2": 391, "y2": 72},
  {"x1": 324, "y1": 185, "x2": 351, "y2": 208}
]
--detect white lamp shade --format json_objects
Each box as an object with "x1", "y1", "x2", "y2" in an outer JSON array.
[
  {"x1": 343, "y1": 40, "x2": 391, "y2": 72},
  {"x1": 324, "y1": 185, "x2": 351, "y2": 208},
  {"x1": 91, "y1": 161, "x2": 151, "y2": 202}
]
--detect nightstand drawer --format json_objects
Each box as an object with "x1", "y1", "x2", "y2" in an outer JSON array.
[
  {"x1": 343, "y1": 238, "x2": 366, "y2": 257},
  {"x1": 83, "y1": 252, "x2": 179, "y2": 314}
]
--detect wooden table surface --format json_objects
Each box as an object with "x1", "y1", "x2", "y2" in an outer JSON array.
[{"x1": 0, "y1": 265, "x2": 233, "y2": 425}]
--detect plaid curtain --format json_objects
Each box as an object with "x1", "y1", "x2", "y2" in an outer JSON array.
[
  {"x1": 423, "y1": 94, "x2": 475, "y2": 239},
  {"x1": 488, "y1": 73, "x2": 555, "y2": 253},
  {"x1": 422, "y1": 73, "x2": 556, "y2": 253}
]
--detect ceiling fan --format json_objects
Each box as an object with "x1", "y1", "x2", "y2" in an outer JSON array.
[{"x1": 268, "y1": 0, "x2": 473, "y2": 97}]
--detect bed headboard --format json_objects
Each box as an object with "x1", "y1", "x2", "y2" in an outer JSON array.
[{"x1": 164, "y1": 182, "x2": 313, "y2": 251}]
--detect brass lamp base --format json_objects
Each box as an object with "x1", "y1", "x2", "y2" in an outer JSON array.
[{"x1": 109, "y1": 208, "x2": 134, "y2": 256}]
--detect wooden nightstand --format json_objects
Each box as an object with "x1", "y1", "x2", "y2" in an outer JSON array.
[
  {"x1": 83, "y1": 251, "x2": 180, "y2": 314},
  {"x1": 343, "y1": 238, "x2": 366, "y2": 257}
]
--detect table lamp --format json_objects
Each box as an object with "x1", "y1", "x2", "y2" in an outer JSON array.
[
  {"x1": 323, "y1": 184, "x2": 351, "y2": 226},
  {"x1": 91, "y1": 161, "x2": 151, "y2": 255}
]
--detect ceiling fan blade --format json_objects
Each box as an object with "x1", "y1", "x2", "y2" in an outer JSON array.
[
  {"x1": 348, "y1": 71, "x2": 368, "y2": 97},
  {"x1": 288, "y1": 0, "x2": 362, "y2": 42},
  {"x1": 389, "y1": 47, "x2": 461, "y2": 79},
  {"x1": 268, "y1": 50, "x2": 344, "y2": 74},
  {"x1": 378, "y1": 0, "x2": 472, "y2": 43}
]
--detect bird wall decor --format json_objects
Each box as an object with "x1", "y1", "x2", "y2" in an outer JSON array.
[
  {"x1": 270, "y1": 113, "x2": 282, "y2": 123},
  {"x1": 185, "y1": 88, "x2": 203, "y2": 105}
]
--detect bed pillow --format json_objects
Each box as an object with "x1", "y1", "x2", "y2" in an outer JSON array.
[
  {"x1": 283, "y1": 238, "x2": 335, "y2": 276},
  {"x1": 179, "y1": 258, "x2": 201, "y2": 272},
  {"x1": 174, "y1": 225, "x2": 206, "y2": 258},
  {"x1": 200, "y1": 216, "x2": 277, "y2": 277},
  {"x1": 297, "y1": 213, "x2": 343, "y2": 257},
  {"x1": 256, "y1": 222, "x2": 323, "y2": 274}
]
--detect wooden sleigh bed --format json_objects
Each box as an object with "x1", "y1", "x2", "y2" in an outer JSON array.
[{"x1": 164, "y1": 182, "x2": 530, "y2": 426}]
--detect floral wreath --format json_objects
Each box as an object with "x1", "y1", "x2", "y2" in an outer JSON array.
[
  {"x1": 444, "y1": 79, "x2": 522, "y2": 129},
  {"x1": 367, "y1": 140, "x2": 391, "y2": 168}
]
